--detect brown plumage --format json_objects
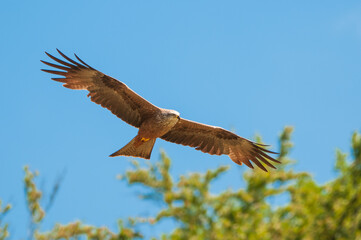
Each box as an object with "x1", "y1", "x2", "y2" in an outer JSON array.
[{"x1": 41, "y1": 49, "x2": 280, "y2": 172}]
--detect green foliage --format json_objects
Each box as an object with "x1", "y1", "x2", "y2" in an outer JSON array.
[
  {"x1": 35, "y1": 220, "x2": 142, "y2": 240},
  {"x1": 121, "y1": 127, "x2": 361, "y2": 240},
  {"x1": 1, "y1": 127, "x2": 361, "y2": 239},
  {"x1": 0, "y1": 200, "x2": 11, "y2": 240},
  {"x1": 24, "y1": 166, "x2": 45, "y2": 224},
  {"x1": 22, "y1": 166, "x2": 142, "y2": 240}
]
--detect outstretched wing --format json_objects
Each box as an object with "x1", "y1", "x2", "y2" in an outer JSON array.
[
  {"x1": 41, "y1": 49, "x2": 159, "y2": 128},
  {"x1": 161, "y1": 118, "x2": 279, "y2": 172}
]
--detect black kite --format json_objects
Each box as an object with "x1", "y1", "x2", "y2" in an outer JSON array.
[{"x1": 41, "y1": 50, "x2": 279, "y2": 172}]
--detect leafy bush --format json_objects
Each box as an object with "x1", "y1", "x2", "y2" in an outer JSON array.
[{"x1": 1, "y1": 127, "x2": 361, "y2": 239}]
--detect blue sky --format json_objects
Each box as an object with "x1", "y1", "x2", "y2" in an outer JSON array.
[{"x1": 1, "y1": 1, "x2": 361, "y2": 238}]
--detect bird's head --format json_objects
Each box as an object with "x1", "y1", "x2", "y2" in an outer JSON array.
[
  {"x1": 162, "y1": 109, "x2": 180, "y2": 121},
  {"x1": 168, "y1": 110, "x2": 180, "y2": 120},
  {"x1": 160, "y1": 109, "x2": 181, "y2": 128}
]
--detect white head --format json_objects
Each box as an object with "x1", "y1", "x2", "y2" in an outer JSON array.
[
  {"x1": 166, "y1": 109, "x2": 180, "y2": 120},
  {"x1": 161, "y1": 109, "x2": 180, "y2": 123},
  {"x1": 156, "y1": 109, "x2": 180, "y2": 134}
]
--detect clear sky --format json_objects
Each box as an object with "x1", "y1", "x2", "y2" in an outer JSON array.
[{"x1": 1, "y1": 1, "x2": 361, "y2": 238}]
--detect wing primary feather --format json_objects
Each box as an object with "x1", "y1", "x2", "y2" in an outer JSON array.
[
  {"x1": 56, "y1": 49, "x2": 85, "y2": 68},
  {"x1": 45, "y1": 52, "x2": 75, "y2": 68},
  {"x1": 253, "y1": 153, "x2": 277, "y2": 169},
  {"x1": 40, "y1": 60, "x2": 70, "y2": 71},
  {"x1": 264, "y1": 149, "x2": 278, "y2": 154},
  {"x1": 254, "y1": 142, "x2": 270, "y2": 147},
  {"x1": 74, "y1": 53, "x2": 94, "y2": 69},
  {"x1": 256, "y1": 149, "x2": 281, "y2": 163},
  {"x1": 41, "y1": 69, "x2": 67, "y2": 76},
  {"x1": 249, "y1": 155, "x2": 268, "y2": 172},
  {"x1": 42, "y1": 50, "x2": 148, "y2": 128},
  {"x1": 255, "y1": 154, "x2": 276, "y2": 169},
  {"x1": 51, "y1": 78, "x2": 67, "y2": 83},
  {"x1": 257, "y1": 146, "x2": 278, "y2": 154},
  {"x1": 242, "y1": 158, "x2": 254, "y2": 169}
]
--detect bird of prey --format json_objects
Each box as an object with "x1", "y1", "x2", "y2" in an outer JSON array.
[{"x1": 41, "y1": 49, "x2": 279, "y2": 172}]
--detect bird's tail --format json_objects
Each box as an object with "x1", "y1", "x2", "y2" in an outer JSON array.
[{"x1": 109, "y1": 136, "x2": 156, "y2": 159}]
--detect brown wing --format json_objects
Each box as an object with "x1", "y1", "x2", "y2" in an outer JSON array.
[
  {"x1": 41, "y1": 49, "x2": 159, "y2": 128},
  {"x1": 161, "y1": 118, "x2": 280, "y2": 172}
]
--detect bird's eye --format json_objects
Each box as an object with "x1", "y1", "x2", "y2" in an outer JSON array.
[{"x1": 177, "y1": 116, "x2": 180, "y2": 120}]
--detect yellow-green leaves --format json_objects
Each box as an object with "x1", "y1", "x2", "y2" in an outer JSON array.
[
  {"x1": 121, "y1": 127, "x2": 361, "y2": 240},
  {"x1": 2, "y1": 127, "x2": 361, "y2": 239},
  {"x1": 35, "y1": 220, "x2": 142, "y2": 240},
  {"x1": 24, "y1": 166, "x2": 45, "y2": 223},
  {"x1": 0, "y1": 200, "x2": 11, "y2": 240}
]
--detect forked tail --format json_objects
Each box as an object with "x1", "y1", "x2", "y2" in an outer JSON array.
[{"x1": 109, "y1": 136, "x2": 156, "y2": 159}]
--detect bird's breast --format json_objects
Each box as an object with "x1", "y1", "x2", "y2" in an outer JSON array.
[{"x1": 138, "y1": 115, "x2": 178, "y2": 139}]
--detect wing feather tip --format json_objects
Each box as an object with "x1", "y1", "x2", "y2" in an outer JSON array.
[
  {"x1": 51, "y1": 78, "x2": 67, "y2": 82},
  {"x1": 74, "y1": 53, "x2": 94, "y2": 69},
  {"x1": 269, "y1": 164, "x2": 276, "y2": 169},
  {"x1": 45, "y1": 51, "x2": 54, "y2": 58}
]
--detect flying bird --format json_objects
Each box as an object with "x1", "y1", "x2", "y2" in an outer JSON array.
[{"x1": 41, "y1": 49, "x2": 279, "y2": 172}]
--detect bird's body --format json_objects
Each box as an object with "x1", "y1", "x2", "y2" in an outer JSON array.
[
  {"x1": 110, "y1": 109, "x2": 180, "y2": 159},
  {"x1": 42, "y1": 50, "x2": 279, "y2": 172},
  {"x1": 138, "y1": 109, "x2": 180, "y2": 139}
]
